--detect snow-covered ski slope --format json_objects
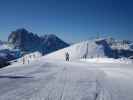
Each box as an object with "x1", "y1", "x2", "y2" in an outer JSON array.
[
  {"x1": 0, "y1": 39, "x2": 133, "y2": 100},
  {"x1": 43, "y1": 39, "x2": 133, "y2": 60},
  {"x1": 43, "y1": 40, "x2": 107, "y2": 60},
  {"x1": 0, "y1": 58, "x2": 133, "y2": 100}
]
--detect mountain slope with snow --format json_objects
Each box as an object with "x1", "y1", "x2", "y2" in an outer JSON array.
[
  {"x1": 43, "y1": 38, "x2": 133, "y2": 60},
  {"x1": 0, "y1": 41, "x2": 21, "y2": 68},
  {"x1": 43, "y1": 40, "x2": 107, "y2": 60},
  {"x1": 0, "y1": 28, "x2": 69, "y2": 68},
  {"x1": 0, "y1": 49, "x2": 21, "y2": 67}
]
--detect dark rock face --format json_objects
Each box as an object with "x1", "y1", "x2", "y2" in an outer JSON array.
[
  {"x1": 41, "y1": 34, "x2": 69, "y2": 54},
  {"x1": 95, "y1": 39, "x2": 114, "y2": 58},
  {"x1": 0, "y1": 49, "x2": 20, "y2": 68},
  {"x1": 112, "y1": 49, "x2": 133, "y2": 58},
  {"x1": 0, "y1": 56, "x2": 11, "y2": 68},
  {"x1": 0, "y1": 60, "x2": 10, "y2": 68},
  {"x1": 8, "y1": 28, "x2": 69, "y2": 55},
  {"x1": 8, "y1": 29, "x2": 42, "y2": 53}
]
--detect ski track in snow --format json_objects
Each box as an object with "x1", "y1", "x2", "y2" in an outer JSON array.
[{"x1": 0, "y1": 60, "x2": 132, "y2": 100}]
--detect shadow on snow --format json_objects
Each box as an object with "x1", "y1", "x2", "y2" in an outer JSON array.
[{"x1": 0, "y1": 75, "x2": 32, "y2": 79}]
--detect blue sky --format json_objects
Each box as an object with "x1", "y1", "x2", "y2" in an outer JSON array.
[{"x1": 0, "y1": 0, "x2": 133, "y2": 42}]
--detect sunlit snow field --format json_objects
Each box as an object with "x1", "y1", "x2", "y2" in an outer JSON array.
[
  {"x1": 0, "y1": 39, "x2": 133, "y2": 100},
  {"x1": 0, "y1": 57, "x2": 133, "y2": 100}
]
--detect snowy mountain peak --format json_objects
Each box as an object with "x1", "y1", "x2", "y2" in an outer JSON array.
[{"x1": 8, "y1": 28, "x2": 69, "y2": 54}]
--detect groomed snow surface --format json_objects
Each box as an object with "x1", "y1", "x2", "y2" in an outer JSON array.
[{"x1": 0, "y1": 57, "x2": 132, "y2": 100}]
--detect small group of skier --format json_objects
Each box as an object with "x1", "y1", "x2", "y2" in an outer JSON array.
[
  {"x1": 22, "y1": 52, "x2": 70, "y2": 64},
  {"x1": 22, "y1": 54, "x2": 36, "y2": 64}
]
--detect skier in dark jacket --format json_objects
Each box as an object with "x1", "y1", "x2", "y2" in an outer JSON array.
[
  {"x1": 65, "y1": 52, "x2": 70, "y2": 61},
  {"x1": 22, "y1": 57, "x2": 25, "y2": 64}
]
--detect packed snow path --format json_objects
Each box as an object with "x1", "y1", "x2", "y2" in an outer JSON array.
[{"x1": 0, "y1": 60, "x2": 133, "y2": 100}]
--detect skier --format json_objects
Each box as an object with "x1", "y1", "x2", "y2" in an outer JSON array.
[
  {"x1": 22, "y1": 57, "x2": 25, "y2": 64},
  {"x1": 65, "y1": 52, "x2": 70, "y2": 61}
]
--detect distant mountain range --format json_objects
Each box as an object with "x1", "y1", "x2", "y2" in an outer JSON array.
[
  {"x1": 8, "y1": 28, "x2": 69, "y2": 54},
  {"x1": 0, "y1": 28, "x2": 69, "y2": 67}
]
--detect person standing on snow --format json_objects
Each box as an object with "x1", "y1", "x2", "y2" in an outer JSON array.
[
  {"x1": 22, "y1": 57, "x2": 25, "y2": 64},
  {"x1": 65, "y1": 52, "x2": 70, "y2": 61}
]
